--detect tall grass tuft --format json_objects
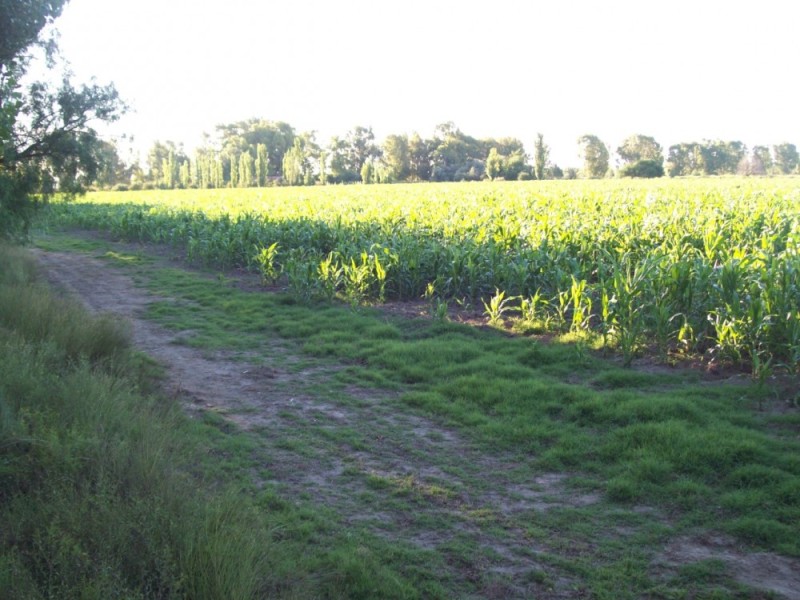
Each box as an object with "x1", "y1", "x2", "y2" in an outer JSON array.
[{"x1": 0, "y1": 245, "x2": 271, "y2": 599}]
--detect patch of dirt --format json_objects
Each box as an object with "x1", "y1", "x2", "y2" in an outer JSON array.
[{"x1": 657, "y1": 533, "x2": 800, "y2": 600}]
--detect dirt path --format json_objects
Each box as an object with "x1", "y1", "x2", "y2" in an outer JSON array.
[{"x1": 32, "y1": 246, "x2": 800, "y2": 599}]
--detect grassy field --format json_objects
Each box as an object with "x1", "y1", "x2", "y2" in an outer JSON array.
[
  {"x1": 11, "y1": 178, "x2": 800, "y2": 597},
  {"x1": 44, "y1": 178, "x2": 800, "y2": 374}
]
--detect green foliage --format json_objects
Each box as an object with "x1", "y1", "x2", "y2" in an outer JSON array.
[
  {"x1": 616, "y1": 134, "x2": 663, "y2": 166},
  {"x1": 577, "y1": 134, "x2": 609, "y2": 178},
  {"x1": 282, "y1": 138, "x2": 310, "y2": 186},
  {"x1": 41, "y1": 178, "x2": 800, "y2": 371},
  {"x1": 382, "y1": 133, "x2": 411, "y2": 182},
  {"x1": 115, "y1": 250, "x2": 800, "y2": 558},
  {"x1": 619, "y1": 159, "x2": 664, "y2": 178},
  {"x1": 485, "y1": 147, "x2": 504, "y2": 180},
  {"x1": 0, "y1": 0, "x2": 67, "y2": 63},
  {"x1": 666, "y1": 140, "x2": 747, "y2": 176},
  {"x1": 482, "y1": 288, "x2": 516, "y2": 325},
  {"x1": 0, "y1": 247, "x2": 268, "y2": 598},
  {"x1": 772, "y1": 142, "x2": 799, "y2": 174},
  {"x1": 533, "y1": 132, "x2": 549, "y2": 180},
  {"x1": 0, "y1": 0, "x2": 123, "y2": 237},
  {"x1": 253, "y1": 241, "x2": 280, "y2": 284}
]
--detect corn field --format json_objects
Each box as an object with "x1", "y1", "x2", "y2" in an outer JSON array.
[{"x1": 48, "y1": 178, "x2": 800, "y2": 373}]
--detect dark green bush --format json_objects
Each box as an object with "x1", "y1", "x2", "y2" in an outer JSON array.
[{"x1": 620, "y1": 159, "x2": 665, "y2": 178}]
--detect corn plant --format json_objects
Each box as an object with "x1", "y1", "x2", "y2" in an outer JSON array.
[
  {"x1": 45, "y1": 178, "x2": 800, "y2": 372},
  {"x1": 373, "y1": 252, "x2": 387, "y2": 303},
  {"x1": 253, "y1": 242, "x2": 280, "y2": 284},
  {"x1": 553, "y1": 289, "x2": 571, "y2": 333},
  {"x1": 569, "y1": 276, "x2": 592, "y2": 332},
  {"x1": 609, "y1": 254, "x2": 661, "y2": 366},
  {"x1": 519, "y1": 289, "x2": 546, "y2": 324},
  {"x1": 598, "y1": 286, "x2": 614, "y2": 350},
  {"x1": 342, "y1": 252, "x2": 375, "y2": 306},
  {"x1": 483, "y1": 289, "x2": 516, "y2": 326},
  {"x1": 284, "y1": 249, "x2": 317, "y2": 303},
  {"x1": 740, "y1": 285, "x2": 774, "y2": 381},
  {"x1": 317, "y1": 252, "x2": 343, "y2": 301}
]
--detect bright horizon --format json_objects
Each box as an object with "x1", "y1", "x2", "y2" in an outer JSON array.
[{"x1": 52, "y1": 0, "x2": 800, "y2": 167}]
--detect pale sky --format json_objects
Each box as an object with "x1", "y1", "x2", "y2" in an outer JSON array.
[{"x1": 51, "y1": 0, "x2": 800, "y2": 167}]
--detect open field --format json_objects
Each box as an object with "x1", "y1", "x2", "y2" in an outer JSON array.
[
  {"x1": 45, "y1": 178, "x2": 800, "y2": 373},
  {"x1": 7, "y1": 178, "x2": 798, "y2": 597}
]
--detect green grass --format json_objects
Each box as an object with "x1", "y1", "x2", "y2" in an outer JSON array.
[
  {"x1": 87, "y1": 234, "x2": 800, "y2": 552},
  {"x1": 0, "y1": 243, "x2": 425, "y2": 599},
  {"x1": 23, "y1": 231, "x2": 800, "y2": 597}
]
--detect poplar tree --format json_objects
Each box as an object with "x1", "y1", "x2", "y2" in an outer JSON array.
[
  {"x1": 179, "y1": 160, "x2": 190, "y2": 188},
  {"x1": 533, "y1": 133, "x2": 549, "y2": 180},
  {"x1": 239, "y1": 152, "x2": 254, "y2": 187},
  {"x1": 213, "y1": 155, "x2": 224, "y2": 189},
  {"x1": 255, "y1": 144, "x2": 269, "y2": 186},
  {"x1": 229, "y1": 153, "x2": 239, "y2": 187},
  {"x1": 282, "y1": 142, "x2": 305, "y2": 186}
]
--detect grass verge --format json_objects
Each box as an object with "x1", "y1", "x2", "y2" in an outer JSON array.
[{"x1": 0, "y1": 243, "x2": 418, "y2": 599}]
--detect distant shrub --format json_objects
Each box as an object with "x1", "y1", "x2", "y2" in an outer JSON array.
[
  {"x1": 620, "y1": 159, "x2": 664, "y2": 178},
  {"x1": 112, "y1": 184, "x2": 129, "y2": 192}
]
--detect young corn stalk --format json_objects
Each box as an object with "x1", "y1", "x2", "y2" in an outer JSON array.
[
  {"x1": 610, "y1": 254, "x2": 661, "y2": 366},
  {"x1": 342, "y1": 252, "x2": 375, "y2": 307},
  {"x1": 285, "y1": 258, "x2": 318, "y2": 303},
  {"x1": 519, "y1": 289, "x2": 547, "y2": 327},
  {"x1": 253, "y1": 242, "x2": 280, "y2": 285},
  {"x1": 424, "y1": 282, "x2": 449, "y2": 322},
  {"x1": 317, "y1": 252, "x2": 343, "y2": 301},
  {"x1": 598, "y1": 286, "x2": 614, "y2": 351},
  {"x1": 741, "y1": 285, "x2": 774, "y2": 383},
  {"x1": 784, "y1": 310, "x2": 800, "y2": 373},
  {"x1": 483, "y1": 289, "x2": 516, "y2": 326},
  {"x1": 373, "y1": 253, "x2": 387, "y2": 303},
  {"x1": 553, "y1": 289, "x2": 571, "y2": 333},
  {"x1": 569, "y1": 276, "x2": 592, "y2": 333}
]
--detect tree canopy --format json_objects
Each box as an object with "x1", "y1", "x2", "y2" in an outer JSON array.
[
  {"x1": 1, "y1": 0, "x2": 123, "y2": 236},
  {"x1": 578, "y1": 135, "x2": 609, "y2": 179}
]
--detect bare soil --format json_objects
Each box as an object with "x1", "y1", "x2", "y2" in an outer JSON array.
[{"x1": 32, "y1": 245, "x2": 800, "y2": 599}]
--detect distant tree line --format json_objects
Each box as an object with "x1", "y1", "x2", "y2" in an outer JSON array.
[
  {"x1": 95, "y1": 120, "x2": 800, "y2": 190},
  {"x1": 577, "y1": 135, "x2": 800, "y2": 180}
]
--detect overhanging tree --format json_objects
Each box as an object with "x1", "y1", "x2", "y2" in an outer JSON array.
[{"x1": 1, "y1": 0, "x2": 124, "y2": 236}]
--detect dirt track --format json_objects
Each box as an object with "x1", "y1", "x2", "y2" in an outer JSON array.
[{"x1": 32, "y1": 246, "x2": 800, "y2": 599}]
